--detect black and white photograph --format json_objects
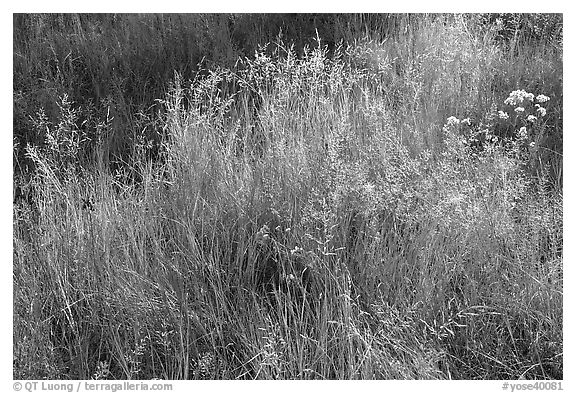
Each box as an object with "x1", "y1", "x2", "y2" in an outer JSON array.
[{"x1": 12, "y1": 11, "x2": 564, "y2": 383}]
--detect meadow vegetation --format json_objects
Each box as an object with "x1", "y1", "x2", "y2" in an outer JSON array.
[{"x1": 13, "y1": 13, "x2": 563, "y2": 379}]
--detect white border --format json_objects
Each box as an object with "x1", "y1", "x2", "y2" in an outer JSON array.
[{"x1": 3, "y1": 6, "x2": 570, "y2": 392}]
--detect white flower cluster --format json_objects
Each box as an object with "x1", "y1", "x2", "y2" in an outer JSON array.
[
  {"x1": 504, "y1": 90, "x2": 534, "y2": 107},
  {"x1": 446, "y1": 116, "x2": 460, "y2": 126},
  {"x1": 518, "y1": 126, "x2": 528, "y2": 139},
  {"x1": 502, "y1": 90, "x2": 549, "y2": 120}
]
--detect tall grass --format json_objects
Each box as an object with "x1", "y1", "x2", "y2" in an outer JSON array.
[{"x1": 13, "y1": 14, "x2": 562, "y2": 380}]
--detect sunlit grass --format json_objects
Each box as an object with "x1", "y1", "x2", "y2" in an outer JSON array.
[{"x1": 13, "y1": 14, "x2": 562, "y2": 380}]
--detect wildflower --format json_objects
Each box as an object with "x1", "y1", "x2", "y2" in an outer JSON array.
[
  {"x1": 527, "y1": 115, "x2": 537, "y2": 123},
  {"x1": 514, "y1": 107, "x2": 525, "y2": 114},
  {"x1": 504, "y1": 89, "x2": 533, "y2": 106},
  {"x1": 537, "y1": 107, "x2": 547, "y2": 117},
  {"x1": 518, "y1": 126, "x2": 528, "y2": 139},
  {"x1": 536, "y1": 94, "x2": 550, "y2": 103},
  {"x1": 290, "y1": 246, "x2": 303, "y2": 255},
  {"x1": 255, "y1": 225, "x2": 270, "y2": 244},
  {"x1": 529, "y1": 142, "x2": 536, "y2": 148},
  {"x1": 498, "y1": 111, "x2": 509, "y2": 120},
  {"x1": 446, "y1": 116, "x2": 460, "y2": 126}
]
